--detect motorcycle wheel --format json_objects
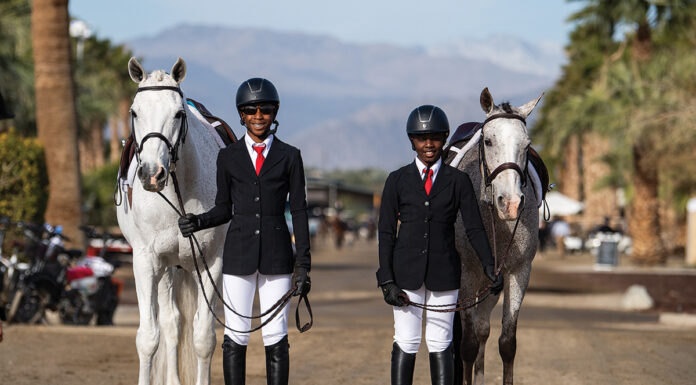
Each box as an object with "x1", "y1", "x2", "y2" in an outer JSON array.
[
  {"x1": 13, "y1": 287, "x2": 47, "y2": 324},
  {"x1": 59, "y1": 295, "x2": 93, "y2": 325}
]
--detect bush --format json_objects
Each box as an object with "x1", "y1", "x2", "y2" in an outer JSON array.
[
  {"x1": 82, "y1": 161, "x2": 119, "y2": 226},
  {"x1": 0, "y1": 129, "x2": 48, "y2": 222}
]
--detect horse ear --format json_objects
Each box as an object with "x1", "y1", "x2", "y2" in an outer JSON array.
[
  {"x1": 171, "y1": 57, "x2": 187, "y2": 84},
  {"x1": 517, "y1": 93, "x2": 544, "y2": 119},
  {"x1": 480, "y1": 87, "x2": 494, "y2": 114},
  {"x1": 128, "y1": 57, "x2": 146, "y2": 83}
]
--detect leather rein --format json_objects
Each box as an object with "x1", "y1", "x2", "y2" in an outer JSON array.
[
  {"x1": 401, "y1": 113, "x2": 528, "y2": 313},
  {"x1": 127, "y1": 85, "x2": 312, "y2": 334}
]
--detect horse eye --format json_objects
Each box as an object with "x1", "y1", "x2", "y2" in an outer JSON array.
[
  {"x1": 484, "y1": 138, "x2": 492, "y2": 146},
  {"x1": 130, "y1": 110, "x2": 137, "y2": 118},
  {"x1": 175, "y1": 111, "x2": 185, "y2": 119}
]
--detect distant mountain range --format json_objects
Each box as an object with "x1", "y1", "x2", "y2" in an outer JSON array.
[{"x1": 127, "y1": 25, "x2": 560, "y2": 169}]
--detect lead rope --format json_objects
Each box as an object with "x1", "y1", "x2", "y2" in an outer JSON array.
[
  {"x1": 156, "y1": 171, "x2": 312, "y2": 333},
  {"x1": 400, "y1": 201, "x2": 524, "y2": 313}
]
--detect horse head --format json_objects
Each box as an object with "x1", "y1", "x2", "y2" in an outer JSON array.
[
  {"x1": 479, "y1": 87, "x2": 542, "y2": 220},
  {"x1": 128, "y1": 57, "x2": 187, "y2": 192}
]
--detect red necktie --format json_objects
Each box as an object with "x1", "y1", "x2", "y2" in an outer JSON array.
[
  {"x1": 423, "y1": 168, "x2": 433, "y2": 195},
  {"x1": 253, "y1": 144, "x2": 266, "y2": 175}
]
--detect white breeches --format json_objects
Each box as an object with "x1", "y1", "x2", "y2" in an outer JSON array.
[
  {"x1": 393, "y1": 285, "x2": 459, "y2": 354},
  {"x1": 223, "y1": 272, "x2": 292, "y2": 346}
]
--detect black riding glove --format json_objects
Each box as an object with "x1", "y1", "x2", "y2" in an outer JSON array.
[
  {"x1": 483, "y1": 264, "x2": 504, "y2": 296},
  {"x1": 380, "y1": 282, "x2": 408, "y2": 307},
  {"x1": 178, "y1": 213, "x2": 200, "y2": 238},
  {"x1": 294, "y1": 267, "x2": 311, "y2": 296}
]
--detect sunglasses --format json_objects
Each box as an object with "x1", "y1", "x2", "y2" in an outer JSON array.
[{"x1": 240, "y1": 104, "x2": 276, "y2": 115}]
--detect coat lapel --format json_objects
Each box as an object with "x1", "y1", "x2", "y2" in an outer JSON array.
[
  {"x1": 229, "y1": 137, "x2": 257, "y2": 178},
  {"x1": 428, "y1": 164, "x2": 453, "y2": 199},
  {"x1": 259, "y1": 139, "x2": 285, "y2": 177},
  {"x1": 408, "y1": 161, "x2": 429, "y2": 199}
]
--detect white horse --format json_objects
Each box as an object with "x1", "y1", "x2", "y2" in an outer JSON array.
[
  {"x1": 116, "y1": 57, "x2": 225, "y2": 385},
  {"x1": 450, "y1": 88, "x2": 543, "y2": 385}
]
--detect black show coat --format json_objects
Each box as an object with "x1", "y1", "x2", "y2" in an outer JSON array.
[
  {"x1": 376, "y1": 161, "x2": 493, "y2": 291},
  {"x1": 197, "y1": 136, "x2": 311, "y2": 276}
]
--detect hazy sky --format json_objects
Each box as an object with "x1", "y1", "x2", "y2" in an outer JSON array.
[{"x1": 69, "y1": 0, "x2": 582, "y2": 48}]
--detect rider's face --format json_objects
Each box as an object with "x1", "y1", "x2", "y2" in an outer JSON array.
[
  {"x1": 239, "y1": 103, "x2": 277, "y2": 142},
  {"x1": 410, "y1": 133, "x2": 446, "y2": 167}
]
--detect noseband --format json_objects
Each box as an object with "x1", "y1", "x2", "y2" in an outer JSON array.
[
  {"x1": 479, "y1": 113, "x2": 529, "y2": 188},
  {"x1": 130, "y1": 85, "x2": 188, "y2": 169}
]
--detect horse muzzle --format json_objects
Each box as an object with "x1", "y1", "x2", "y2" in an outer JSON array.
[
  {"x1": 137, "y1": 163, "x2": 168, "y2": 192},
  {"x1": 495, "y1": 192, "x2": 525, "y2": 221}
]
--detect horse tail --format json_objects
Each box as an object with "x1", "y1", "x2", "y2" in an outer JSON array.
[{"x1": 150, "y1": 267, "x2": 198, "y2": 385}]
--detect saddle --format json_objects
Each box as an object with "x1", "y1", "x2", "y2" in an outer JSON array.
[
  {"x1": 186, "y1": 98, "x2": 237, "y2": 146},
  {"x1": 445, "y1": 121, "x2": 551, "y2": 203}
]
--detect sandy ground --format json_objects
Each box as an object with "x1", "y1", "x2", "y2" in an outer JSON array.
[{"x1": 1, "y1": 239, "x2": 696, "y2": 384}]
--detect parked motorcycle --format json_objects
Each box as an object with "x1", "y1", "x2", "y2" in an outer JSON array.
[{"x1": 57, "y1": 226, "x2": 124, "y2": 325}]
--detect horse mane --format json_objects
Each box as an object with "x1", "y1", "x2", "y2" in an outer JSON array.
[{"x1": 500, "y1": 102, "x2": 513, "y2": 113}]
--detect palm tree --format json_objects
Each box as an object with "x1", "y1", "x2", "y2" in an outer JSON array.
[{"x1": 31, "y1": 0, "x2": 83, "y2": 245}]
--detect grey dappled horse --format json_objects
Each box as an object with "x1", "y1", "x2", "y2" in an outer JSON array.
[{"x1": 451, "y1": 88, "x2": 542, "y2": 385}]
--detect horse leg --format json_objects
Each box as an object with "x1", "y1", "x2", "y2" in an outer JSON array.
[
  {"x1": 157, "y1": 267, "x2": 181, "y2": 385},
  {"x1": 458, "y1": 308, "x2": 478, "y2": 385},
  {"x1": 499, "y1": 263, "x2": 531, "y2": 385},
  {"x1": 133, "y1": 256, "x2": 163, "y2": 385},
  {"x1": 472, "y1": 294, "x2": 498, "y2": 385},
  {"x1": 192, "y1": 257, "x2": 222, "y2": 385}
]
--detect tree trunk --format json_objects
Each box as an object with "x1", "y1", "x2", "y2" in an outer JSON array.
[
  {"x1": 92, "y1": 120, "x2": 104, "y2": 169},
  {"x1": 629, "y1": 145, "x2": 664, "y2": 264},
  {"x1": 31, "y1": 0, "x2": 83, "y2": 245},
  {"x1": 108, "y1": 115, "x2": 120, "y2": 163}
]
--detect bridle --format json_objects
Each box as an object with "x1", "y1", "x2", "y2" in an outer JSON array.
[
  {"x1": 478, "y1": 113, "x2": 530, "y2": 190},
  {"x1": 130, "y1": 85, "x2": 188, "y2": 170}
]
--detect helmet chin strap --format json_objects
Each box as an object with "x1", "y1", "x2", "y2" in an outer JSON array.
[{"x1": 269, "y1": 120, "x2": 279, "y2": 135}]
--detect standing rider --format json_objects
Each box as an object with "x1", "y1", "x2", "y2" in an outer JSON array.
[
  {"x1": 178, "y1": 78, "x2": 311, "y2": 385},
  {"x1": 377, "y1": 105, "x2": 503, "y2": 385}
]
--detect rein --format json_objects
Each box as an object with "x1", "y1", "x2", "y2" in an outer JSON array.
[
  {"x1": 403, "y1": 113, "x2": 528, "y2": 313},
  {"x1": 158, "y1": 170, "x2": 313, "y2": 334}
]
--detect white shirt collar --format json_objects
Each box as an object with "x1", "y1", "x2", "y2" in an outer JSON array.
[
  {"x1": 415, "y1": 156, "x2": 442, "y2": 182},
  {"x1": 244, "y1": 133, "x2": 273, "y2": 160}
]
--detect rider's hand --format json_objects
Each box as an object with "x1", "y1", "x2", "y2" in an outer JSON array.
[
  {"x1": 483, "y1": 265, "x2": 504, "y2": 296},
  {"x1": 293, "y1": 267, "x2": 311, "y2": 296},
  {"x1": 178, "y1": 213, "x2": 200, "y2": 237},
  {"x1": 380, "y1": 282, "x2": 408, "y2": 307}
]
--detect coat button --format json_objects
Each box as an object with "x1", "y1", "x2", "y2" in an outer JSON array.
[
  {"x1": 421, "y1": 250, "x2": 427, "y2": 254},
  {"x1": 424, "y1": 201, "x2": 430, "y2": 206},
  {"x1": 255, "y1": 213, "x2": 260, "y2": 218},
  {"x1": 253, "y1": 181, "x2": 258, "y2": 185},
  {"x1": 424, "y1": 233, "x2": 428, "y2": 238},
  {"x1": 254, "y1": 196, "x2": 260, "y2": 202},
  {"x1": 254, "y1": 229, "x2": 260, "y2": 235}
]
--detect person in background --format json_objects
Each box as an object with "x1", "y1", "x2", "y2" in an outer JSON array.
[
  {"x1": 0, "y1": 88, "x2": 14, "y2": 344},
  {"x1": 376, "y1": 105, "x2": 503, "y2": 385}
]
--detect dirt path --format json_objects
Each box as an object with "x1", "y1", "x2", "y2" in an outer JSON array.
[{"x1": 1, "y1": 239, "x2": 695, "y2": 384}]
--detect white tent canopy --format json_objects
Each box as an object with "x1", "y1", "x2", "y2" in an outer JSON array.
[{"x1": 542, "y1": 191, "x2": 584, "y2": 216}]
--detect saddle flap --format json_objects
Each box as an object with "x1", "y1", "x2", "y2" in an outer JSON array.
[{"x1": 186, "y1": 98, "x2": 238, "y2": 146}]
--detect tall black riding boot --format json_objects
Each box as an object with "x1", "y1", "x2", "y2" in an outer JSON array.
[
  {"x1": 391, "y1": 342, "x2": 416, "y2": 385},
  {"x1": 265, "y1": 335, "x2": 289, "y2": 385},
  {"x1": 222, "y1": 335, "x2": 247, "y2": 385},
  {"x1": 429, "y1": 344, "x2": 454, "y2": 385}
]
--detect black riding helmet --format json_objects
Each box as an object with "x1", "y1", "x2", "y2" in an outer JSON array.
[
  {"x1": 406, "y1": 105, "x2": 449, "y2": 138},
  {"x1": 236, "y1": 78, "x2": 280, "y2": 108}
]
